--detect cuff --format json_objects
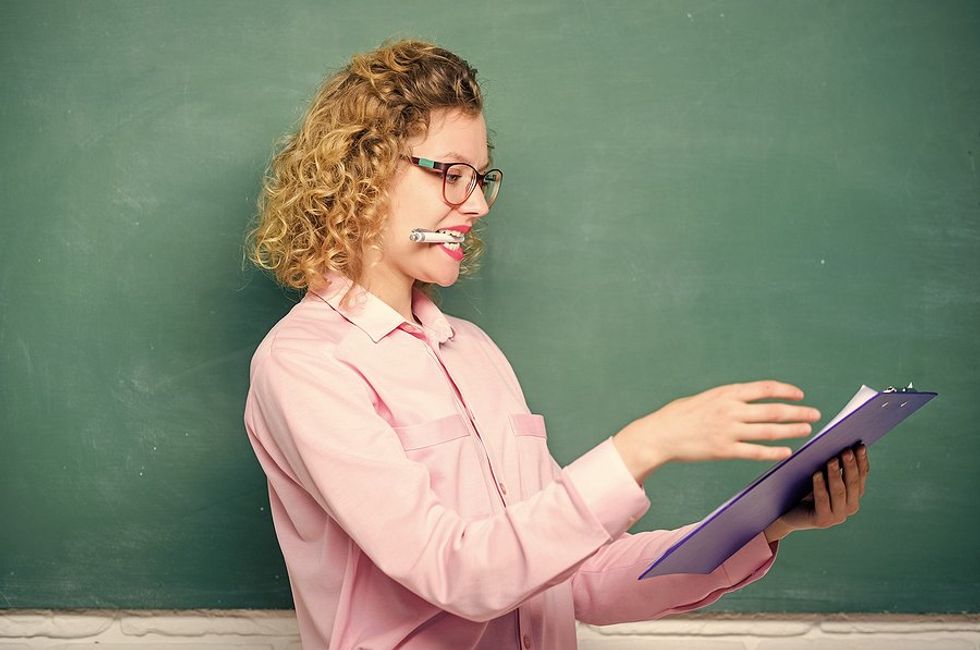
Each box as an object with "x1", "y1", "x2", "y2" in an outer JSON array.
[
  {"x1": 720, "y1": 531, "x2": 780, "y2": 585},
  {"x1": 561, "y1": 436, "x2": 651, "y2": 540}
]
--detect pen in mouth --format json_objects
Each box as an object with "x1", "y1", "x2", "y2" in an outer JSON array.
[{"x1": 408, "y1": 228, "x2": 465, "y2": 243}]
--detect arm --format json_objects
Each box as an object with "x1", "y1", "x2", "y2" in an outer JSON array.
[
  {"x1": 246, "y1": 338, "x2": 651, "y2": 623},
  {"x1": 570, "y1": 425, "x2": 871, "y2": 625},
  {"x1": 571, "y1": 522, "x2": 779, "y2": 625}
]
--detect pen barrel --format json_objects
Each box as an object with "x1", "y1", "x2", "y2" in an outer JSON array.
[{"x1": 408, "y1": 229, "x2": 461, "y2": 243}]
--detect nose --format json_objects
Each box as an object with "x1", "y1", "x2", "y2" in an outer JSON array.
[{"x1": 459, "y1": 184, "x2": 490, "y2": 219}]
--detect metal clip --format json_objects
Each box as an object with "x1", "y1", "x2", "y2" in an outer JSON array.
[{"x1": 883, "y1": 382, "x2": 915, "y2": 394}]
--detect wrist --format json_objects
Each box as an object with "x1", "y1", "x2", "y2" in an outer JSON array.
[
  {"x1": 764, "y1": 519, "x2": 793, "y2": 543},
  {"x1": 612, "y1": 423, "x2": 665, "y2": 485}
]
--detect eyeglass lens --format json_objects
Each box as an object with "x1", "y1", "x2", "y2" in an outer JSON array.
[{"x1": 444, "y1": 164, "x2": 501, "y2": 207}]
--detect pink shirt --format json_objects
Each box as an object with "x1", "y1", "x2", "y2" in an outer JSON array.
[{"x1": 244, "y1": 271, "x2": 780, "y2": 650}]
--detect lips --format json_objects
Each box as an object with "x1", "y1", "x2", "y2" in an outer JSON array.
[
  {"x1": 436, "y1": 224, "x2": 471, "y2": 236},
  {"x1": 429, "y1": 224, "x2": 469, "y2": 262},
  {"x1": 438, "y1": 243, "x2": 464, "y2": 261},
  {"x1": 437, "y1": 236, "x2": 465, "y2": 261}
]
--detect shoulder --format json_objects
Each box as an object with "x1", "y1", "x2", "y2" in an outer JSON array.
[
  {"x1": 445, "y1": 314, "x2": 501, "y2": 352},
  {"x1": 444, "y1": 314, "x2": 527, "y2": 399},
  {"x1": 249, "y1": 293, "x2": 353, "y2": 378}
]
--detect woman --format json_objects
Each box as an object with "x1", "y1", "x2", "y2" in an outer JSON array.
[{"x1": 244, "y1": 39, "x2": 869, "y2": 650}]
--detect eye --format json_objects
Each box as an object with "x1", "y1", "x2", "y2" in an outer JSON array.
[{"x1": 445, "y1": 173, "x2": 463, "y2": 184}]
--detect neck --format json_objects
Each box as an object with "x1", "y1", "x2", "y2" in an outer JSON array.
[{"x1": 360, "y1": 263, "x2": 418, "y2": 325}]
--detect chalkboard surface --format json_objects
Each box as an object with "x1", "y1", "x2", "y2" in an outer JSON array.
[{"x1": 2, "y1": 1, "x2": 977, "y2": 613}]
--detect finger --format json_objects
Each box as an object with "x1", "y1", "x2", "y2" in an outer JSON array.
[
  {"x1": 740, "y1": 403, "x2": 822, "y2": 424},
  {"x1": 855, "y1": 444, "x2": 869, "y2": 497},
  {"x1": 812, "y1": 470, "x2": 831, "y2": 524},
  {"x1": 826, "y1": 458, "x2": 847, "y2": 522},
  {"x1": 730, "y1": 441, "x2": 794, "y2": 462},
  {"x1": 841, "y1": 450, "x2": 861, "y2": 513},
  {"x1": 733, "y1": 380, "x2": 807, "y2": 403},
  {"x1": 736, "y1": 421, "x2": 813, "y2": 441}
]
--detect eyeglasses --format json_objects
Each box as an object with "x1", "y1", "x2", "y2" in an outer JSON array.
[{"x1": 405, "y1": 155, "x2": 503, "y2": 208}]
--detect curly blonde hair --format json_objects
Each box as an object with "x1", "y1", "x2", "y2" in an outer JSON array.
[{"x1": 245, "y1": 38, "x2": 490, "y2": 310}]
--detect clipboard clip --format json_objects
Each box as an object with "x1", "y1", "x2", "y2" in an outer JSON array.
[{"x1": 883, "y1": 382, "x2": 916, "y2": 393}]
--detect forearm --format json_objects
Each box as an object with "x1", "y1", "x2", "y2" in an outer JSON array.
[{"x1": 572, "y1": 529, "x2": 779, "y2": 625}]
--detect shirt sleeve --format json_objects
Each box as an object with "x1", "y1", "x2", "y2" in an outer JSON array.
[
  {"x1": 570, "y1": 524, "x2": 780, "y2": 625},
  {"x1": 246, "y1": 336, "x2": 651, "y2": 623}
]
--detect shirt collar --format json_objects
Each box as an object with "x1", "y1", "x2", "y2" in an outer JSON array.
[{"x1": 309, "y1": 271, "x2": 455, "y2": 345}]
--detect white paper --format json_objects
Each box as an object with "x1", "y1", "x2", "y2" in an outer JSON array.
[{"x1": 815, "y1": 385, "x2": 879, "y2": 436}]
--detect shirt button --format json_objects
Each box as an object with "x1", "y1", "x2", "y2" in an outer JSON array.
[
  {"x1": 522, "y1": 633, "x2": 531, "y2": 648},
  {"x1": 498, "y1": 482, "x2": 507, "y2": 496}
]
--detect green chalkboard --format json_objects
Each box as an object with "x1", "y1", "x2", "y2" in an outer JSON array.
[{"x1": 2, "y1": 0, "x2": 977, "y2": 613}]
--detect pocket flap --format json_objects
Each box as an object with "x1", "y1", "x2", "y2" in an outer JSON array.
[
  {"x1": 509, "y1": 412, "x2": 547, "y2": 438},
  {"x1": 393, "y1": 413, "x2": 470, "y2": 450}
]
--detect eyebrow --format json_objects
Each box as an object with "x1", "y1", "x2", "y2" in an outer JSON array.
[{"x1": 439, "y1": 151, "x2": 492, "y2": 171}]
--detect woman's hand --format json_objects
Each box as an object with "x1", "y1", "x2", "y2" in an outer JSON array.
[
  {"x1": 613, "y1": 380, "x2": 822, "y2": 484},
  {"x1": 764, "y1": 444, "x2": 870, "y2": 543}
]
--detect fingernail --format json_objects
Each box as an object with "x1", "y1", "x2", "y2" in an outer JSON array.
[{"x1": 859, "y1": 447, "x2": 867, "y2": 457}]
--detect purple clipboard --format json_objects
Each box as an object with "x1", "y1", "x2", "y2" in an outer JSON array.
[{"x1": 637, "y1": 385, "x2": 937, "y2": 580}]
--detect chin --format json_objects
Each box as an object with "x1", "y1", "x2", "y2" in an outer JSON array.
[
  {"x1": 432, "y1": 274, "x2": 460, "y2": 288},
  {"x1": 417, "y1": 269, "x2": 461, "y2": 288}
]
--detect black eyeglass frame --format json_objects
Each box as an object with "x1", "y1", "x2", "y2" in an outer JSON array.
[{"x1": 404, "y1": 155, "x2": 503, "y2": 208}]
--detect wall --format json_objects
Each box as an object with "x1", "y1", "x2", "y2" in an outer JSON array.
[
  {"x1": 2, "y1": 0, "x2": 977, "y2": 617},
  {"x1": 1, "y1": 612, "x2": 978, "y2": 649}
]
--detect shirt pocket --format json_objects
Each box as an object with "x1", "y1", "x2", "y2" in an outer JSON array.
[
  {"x1": 392, "y1": 413, "x2": 493, "y2": 519},
  {"x1": 509, "y1": 413, "x2": 559, "y2": 499}
]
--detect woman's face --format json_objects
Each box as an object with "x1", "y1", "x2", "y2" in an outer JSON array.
[{"x1": 375, "y1": 108, "x2": 491, "y2": 290}]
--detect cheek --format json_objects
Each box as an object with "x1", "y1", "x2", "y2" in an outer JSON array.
[
  {"x1": 395, "y1": 198, "x2": 454, "y2": 231},
  {"x1": 391, "y1": 174, "x2": 450, "y2": 216},
  {"x1": 386, "y1": 175, "x2": 455, "y2": 243},
  {"x1": 385, "y1": 206, "x2": 453, "y2": 254}
]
